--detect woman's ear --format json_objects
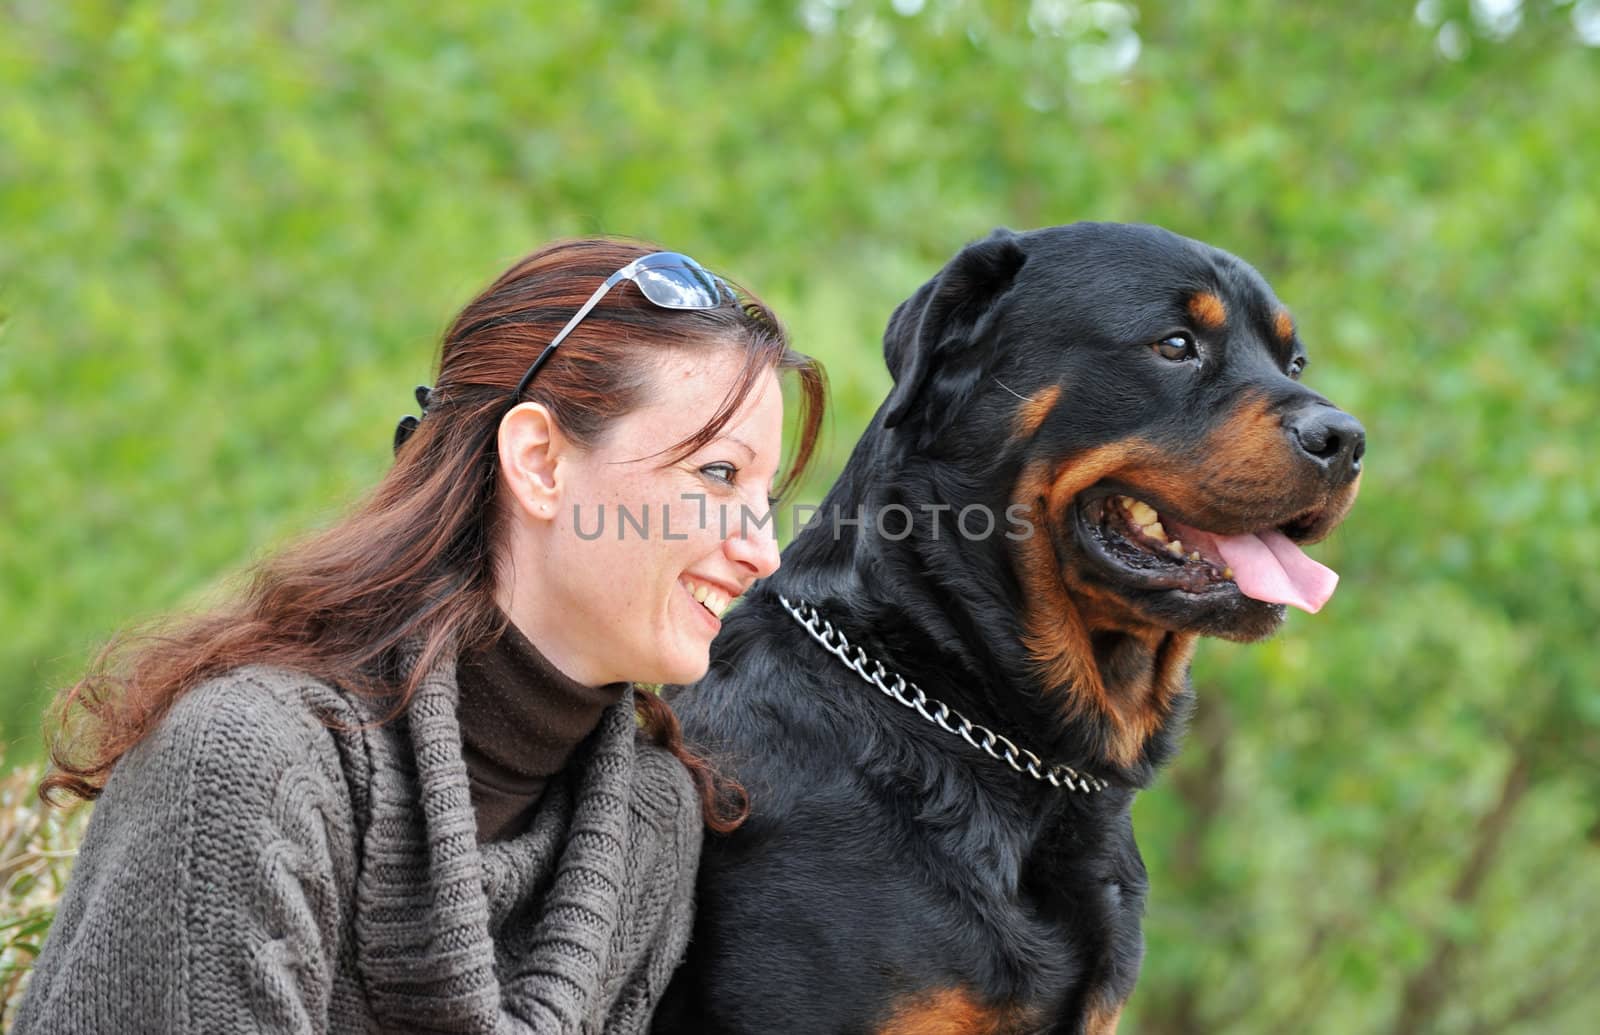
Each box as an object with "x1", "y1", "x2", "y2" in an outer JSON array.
[{"x1": 498, "y1": 402, "x2": 565, "y2": 520}]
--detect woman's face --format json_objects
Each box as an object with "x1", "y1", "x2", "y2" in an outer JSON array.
[{"x1": 504, "y1": 347, "x2": 785, "y2": 686}]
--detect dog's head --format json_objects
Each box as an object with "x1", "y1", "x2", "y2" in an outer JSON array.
[{"x1": 880, "y1": 223, "x2": 1363, "y2": 659}]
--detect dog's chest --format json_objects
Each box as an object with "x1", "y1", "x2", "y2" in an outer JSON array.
[
  {"x1": 885, "y1": 803, "x2": 1147, "y2": 1029},
  {"x1": 1017, "y1": 812, "x2": 1149, "y2": 1026}
]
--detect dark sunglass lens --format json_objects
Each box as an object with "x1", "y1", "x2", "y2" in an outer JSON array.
[{"x1": 634, "y1": 265, "x2": 726, "y2": 309}]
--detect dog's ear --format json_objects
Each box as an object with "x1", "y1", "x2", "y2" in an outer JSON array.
[{"x1": 881, "y1": 227, "x2": 1028, "y2": 430}]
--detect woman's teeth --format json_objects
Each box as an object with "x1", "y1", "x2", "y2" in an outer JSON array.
[{"x1": 690, "y1": 581, "x2": 732, "y2": 618}]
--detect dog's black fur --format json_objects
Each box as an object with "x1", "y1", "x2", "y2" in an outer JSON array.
[{"x1": 654, "y1": 223, "x2": 1364, "y2": 1034}]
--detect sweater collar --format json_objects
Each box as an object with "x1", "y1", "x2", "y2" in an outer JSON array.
[{"x1": 351, "y1": 646, "x2": 643, "y2": 1032}]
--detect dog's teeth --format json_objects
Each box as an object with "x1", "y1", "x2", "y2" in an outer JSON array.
[
  {"x1": 1144, "y1": 521, "x2": 1167, "y2": 542},
  {"x1": 1223, "y1": 567, "x2": 1235, "y2": 580},
  {"x1": 1129, "y1": 501, "x2": 1159, "y2": 526},
  {"x1": 1165, "y1": 540, "x2": 1186, "y2": 558},
  {"x1": 1190, "y1": 550, "x2": 1202, "y2": 562}
]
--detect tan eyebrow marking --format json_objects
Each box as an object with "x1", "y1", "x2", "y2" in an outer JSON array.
[
  {"x1": 1187, "y1": 292, "x2": 1227, "y2": 329},
  {"x1": 1274, "y1": 308, "x2": 1295, "y2": 342},
  {"x1": 1013, "y1": 385, "x2": 1062, "y2": 439}
]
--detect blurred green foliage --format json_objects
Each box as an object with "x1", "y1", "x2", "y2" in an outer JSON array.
[
  {"x1": 0, "y1": 757, "x2": 87, "y2": 1020},
  {"x1": 1, "y1": 0, "x2": 1596, "y2": 1031}
]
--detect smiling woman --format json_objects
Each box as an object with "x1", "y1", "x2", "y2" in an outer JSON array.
[{"x1": 16, "y1": 239, "x2": 826, "y2": 1034}]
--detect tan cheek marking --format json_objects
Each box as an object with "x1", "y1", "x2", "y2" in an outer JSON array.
[
  {"x1": 1191, "y1": 395, "x2": 1306, "y2": 506},
  {"x1": 1187, "y1": 292, "x2": 1227, "y2": 330},
  {"x1": 1085, "y1": 1001, "x2": 1125, "y2": 1035},
  {"x1": 876, "y1": 988, "x2": 1011, "y2": 1035},
  {"x1": 1274, "y1": 308, "x2": 1295, "y2": 343},
  {"x1": 1013, "y1": 441, "x2": 1189, "y2": 766},
  {"x1": 1151, "y1": 631, "x2": 1197, "y2": 721},
  {"x1": 1012, "y1": 385, "x2": 1062, "y2": 439},
  {"x1": 1011, "y1": 439, "x2": 1205, "y2": 766},
  {"x1": 1106, "y1": 393, "x2": 1306, "y2": 527},
  {"x1": 1013, "y1": 444, "x2": 1159, "y2": 682},
  {"x1": 1012, "y1": 458, "x2": 1101, "y2": 718}
]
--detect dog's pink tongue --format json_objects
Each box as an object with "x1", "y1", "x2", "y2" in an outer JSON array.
[{"x1": 1213, "y1": 530, "x2": 1339, "y2": 614}]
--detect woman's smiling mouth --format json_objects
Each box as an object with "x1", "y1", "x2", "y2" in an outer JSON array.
[{"x1": 681, "y1": 577, "x2": 735, "y2": 622}]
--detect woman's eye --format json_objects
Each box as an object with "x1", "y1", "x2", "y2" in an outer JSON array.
[
  {"x1": 1154, "y1": 334, "x2": 1197, "y2": 362},
  {"x1": 700, "y1": 462, "x2": 738, "y2": 485},
  {"x1": 1288, "y1": 356, "x2": 1307, "y2": 379}
]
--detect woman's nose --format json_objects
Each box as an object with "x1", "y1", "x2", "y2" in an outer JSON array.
[{"x1": 724, "y1": 506, "x2": 781, "y2": 579}]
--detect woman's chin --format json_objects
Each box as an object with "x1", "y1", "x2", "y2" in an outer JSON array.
[
  {"x1": 635, "y1": 627, "x2": 713, "y2": 686},
  {"x1": 655, "y1": 647, "x2": 711, "y2": 687}
]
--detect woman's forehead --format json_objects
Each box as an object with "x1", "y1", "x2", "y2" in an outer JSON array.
[
  {"x1": 609, "y1": 352, "x2": 783, "y2": 458},
  {"x1": 649, "y1": 345, "x2": 745, "y2": 386}
]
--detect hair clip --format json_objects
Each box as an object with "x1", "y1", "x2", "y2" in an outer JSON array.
[{"x1": 392, "y1": 384, "x2": 435, "y2": 455}]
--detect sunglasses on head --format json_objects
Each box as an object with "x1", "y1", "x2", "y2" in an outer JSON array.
[{"x1": 512, "y1": 251, "x2": 738, "y2": 400}]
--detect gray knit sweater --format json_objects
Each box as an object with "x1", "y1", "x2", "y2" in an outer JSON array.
[{"x1": 14, "y1": 658, "x2": 701, "y2": 1034}]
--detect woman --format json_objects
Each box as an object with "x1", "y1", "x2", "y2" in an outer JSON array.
[{"x1": 17, "y1": 239, "x2": 825, "y2": 1033}]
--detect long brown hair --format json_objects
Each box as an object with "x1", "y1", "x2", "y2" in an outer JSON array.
[{"x1": 43, "y1": 238, "x2": 826, "y2": 832}]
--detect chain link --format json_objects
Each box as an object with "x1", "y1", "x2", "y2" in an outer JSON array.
[{"x1": 779, "y1": 596, "x2": 1108, "y2": 794}]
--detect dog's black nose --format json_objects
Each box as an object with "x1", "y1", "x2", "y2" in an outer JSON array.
[{"x1": 1287, "y1": 405, "x2": 1366, "y2": 480}]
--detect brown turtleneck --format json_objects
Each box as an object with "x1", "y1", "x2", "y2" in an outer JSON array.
[{"x1": 456, "y1": 618, "x2": 631, "y2": 843}]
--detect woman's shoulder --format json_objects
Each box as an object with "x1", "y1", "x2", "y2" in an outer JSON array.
[
  {"x1": 627, "y1": 734, "x2": 702, "y2": 834},
  {"x1": 80, "y1": 666, "x2": 363, "y2": 890},
  {"x1": 124, "y1": 664, "x2": 357, "y2": 798},
  {"x1": 167, "y1": 663, "x2": 349, "y2": 740}
]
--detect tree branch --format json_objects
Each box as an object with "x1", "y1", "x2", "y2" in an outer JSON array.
[{"x1": 1386, "y1": 748, "x2": 1532, "y2": 1035}]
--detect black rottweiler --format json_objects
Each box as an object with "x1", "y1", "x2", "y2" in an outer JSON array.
[{"x1": 655, "y1": 223, "x2": 1364, "y2": 1035}]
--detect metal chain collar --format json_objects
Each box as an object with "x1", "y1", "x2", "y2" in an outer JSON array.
[{"x1": 778, "y1": 596, "x2": 1108, "y2": 794}]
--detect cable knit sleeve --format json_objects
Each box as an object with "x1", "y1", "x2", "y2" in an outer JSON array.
[{"x1": 14, "y1": 673, "x2": 359, "y2": 1035}]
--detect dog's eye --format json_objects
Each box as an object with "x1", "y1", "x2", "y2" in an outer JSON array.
[
  {"x1": 1288, "y1": 356, "x2": 1307, "y2": 379},
  {"x1": 1153, "y1": 334, "x2": 1196, "y2": 362}
]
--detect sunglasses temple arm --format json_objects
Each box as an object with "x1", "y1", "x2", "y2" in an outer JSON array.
[{"x1": 511, "y1": 265, "x2": 636, "y2": 400}]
